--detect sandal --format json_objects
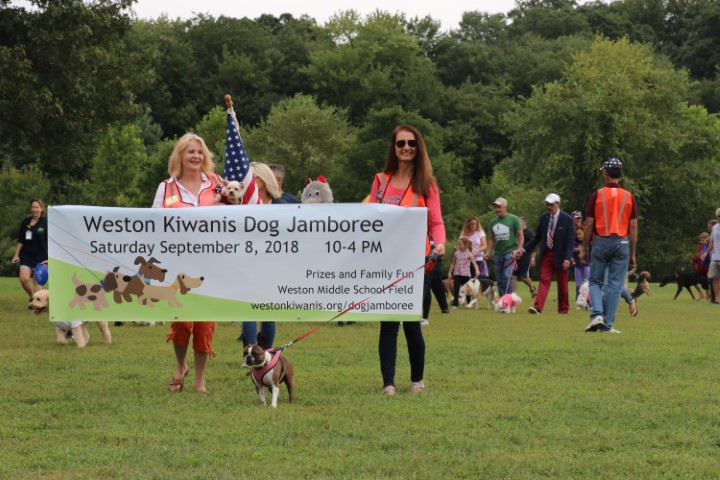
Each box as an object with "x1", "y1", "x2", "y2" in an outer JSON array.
[
  {"x1": 168, "y1": 377, "x2": 184, "y2": 392},
  {"x1": 168, "y1": 367, "x2": 189, "y2": 392},
  {"x1": 629, "y1": 300, "x2": 638, "y2": 317},
  {"x1": 409, "y1": 382, "x2": 425, "y2": 394}
]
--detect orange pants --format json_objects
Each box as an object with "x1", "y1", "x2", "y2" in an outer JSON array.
[{"x1": 167, "y1": 322, "x2": 216, "y2": 354}]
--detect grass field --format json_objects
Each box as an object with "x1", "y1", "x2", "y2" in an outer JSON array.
[{"x1": 1, "y1": 277, "x2": 719, "y2": 479}]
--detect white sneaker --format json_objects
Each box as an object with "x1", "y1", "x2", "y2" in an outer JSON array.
[
  {"x1": 605, "y1": 328, "x2": 622, "y2": 334},
  {"x1": 585, "y1": 315, "x2": 605, "y2": 332},
  {"x1": 420, "y1": 319, "x2": 429, "y2": 326}
]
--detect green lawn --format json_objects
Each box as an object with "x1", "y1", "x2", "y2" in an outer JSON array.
[{"x1": 1, "y1": 277, "x2": 719, "y2": 479}]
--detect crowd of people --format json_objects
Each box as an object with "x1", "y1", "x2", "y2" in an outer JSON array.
[{"x1": 14, "y1": 124, "x2": 720, "y2": 397}]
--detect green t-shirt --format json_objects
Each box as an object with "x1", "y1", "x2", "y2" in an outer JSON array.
[{"x1": 490, "y1": 214, "x2": 522, "y2": 254}]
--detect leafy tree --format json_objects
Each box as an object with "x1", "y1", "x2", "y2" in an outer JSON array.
[
  {"x1": 82, "y1": 123, "x2": 147, "y2": 207},
  {"x1": 507, "y1": 0, "x2": 592, "y2": 39},
  {"x1": 304, "y1": 11, "x2": 444, "y2": 123},
  {"x1": 136, "y1": 138, "x2": 176, "y2": 207},
  {"x1": 0, "y1": 0, "x2": 149, "y2": 198},
  {"x1": 503, "y1": 36, "x2": 720, "y2": 271},
  {"x1": 664, "y1": 0, "x2": 720, "y2": 80},
  {"x1": 443, "y1": 81, "x2": 516, "y2": 184},
  {"x1": 126, "y1": 18, "x2": 204, "y2": 138},
  {"x1": 243, "y1": 94, "x2": 355, "y2": 198}
]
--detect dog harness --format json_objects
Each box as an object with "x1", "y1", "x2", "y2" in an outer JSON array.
[{"x1": 251, "y1": 348, "x2": 282, "y2": 384}]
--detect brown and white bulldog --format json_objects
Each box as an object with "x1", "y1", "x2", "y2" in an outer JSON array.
[{"x1": 241, "y1": 344, "x2": 295, "y2": 408}]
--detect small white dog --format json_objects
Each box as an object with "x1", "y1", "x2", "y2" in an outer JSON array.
[
  {"x1": 224, "y1": 180, "x2": 245, "y2": 205},
  {"x1": 576, "y1": 280, "x2": 591, "y2": 310},
  {"x1": 493, "y1": 292, "x2": 522, "y2": 313}
]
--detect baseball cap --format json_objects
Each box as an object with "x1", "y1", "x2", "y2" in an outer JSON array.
[
  {"x1": 571, "y1": 210, "x2": 582, "y2": 218},
  {"x1": 492, "y1": 197, "x2": 507, "y2": 207},
  {"x1": 600, "y1": 157, "x2": 623, "y2": 171},
  {"x1": 544, "y1": 193, "x2": 560, "y2": 204}
]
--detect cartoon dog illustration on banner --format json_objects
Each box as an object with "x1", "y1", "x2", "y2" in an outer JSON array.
[{"x1": 66, "y1": 256, "x2": 205, "y2": 311}]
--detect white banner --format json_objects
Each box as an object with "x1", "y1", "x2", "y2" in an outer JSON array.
[{"x1": 48, "y1": 204, "x2": 427, "y2": 323}]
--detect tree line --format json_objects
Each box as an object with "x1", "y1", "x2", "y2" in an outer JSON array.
[{"x1": 1, "y1": 0, "x2": 719, "y2": 277}]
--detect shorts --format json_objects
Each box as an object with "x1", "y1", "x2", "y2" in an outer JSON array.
[
  {"x1": 513, "y1": 262, "x2": 530, "y2": 278},
  {"x1": 20, "y1": 258, "x2": 45, "y2": 269},
  {"x1": 708, "y1": 260, "x2": 720, "y2": 279},
  {"x1": 167, "y1": 321, "x2": 216, "y2": 354}
]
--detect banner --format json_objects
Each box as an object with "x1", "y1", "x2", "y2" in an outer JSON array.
[{"x1": 48, "y1": 204, "x2": 427, "y2": 323}]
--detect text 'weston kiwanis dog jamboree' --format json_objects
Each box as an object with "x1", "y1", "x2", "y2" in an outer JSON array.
[{"x1": 48, "y1": 204, "x2": 426, "y2": 324}]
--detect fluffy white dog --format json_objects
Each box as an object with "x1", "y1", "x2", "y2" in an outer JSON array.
[
  {"x1": 576, "y1": 280, "x2": 591, "y2": 310},
  {"x1": 493, "y1": 292, "x2": 522, "y2": 313},
  {"x1": 224, "y1": 180, "x2": 245, "y2": 205}
]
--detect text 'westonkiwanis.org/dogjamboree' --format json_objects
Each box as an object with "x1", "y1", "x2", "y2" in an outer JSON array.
[{"x1": 48, "y1": 204, "x2": 426, "y2": 323}]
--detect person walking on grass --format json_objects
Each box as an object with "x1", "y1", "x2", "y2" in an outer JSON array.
[
  {"x1": 486, "y1": 198, "x2": 524, "y2": 296},
  {"x1": 522, "y1": 193, "x2": 575, "y2": 315},
  {"x1": 701, "y1": 208, "x2": 720, "y2": 304},
  {"x1": 581, "y1": 157, "x2": 638, "y2": 334},
  {"x1": 368, "y1": 124, "x2": 446, "y2": 396}
]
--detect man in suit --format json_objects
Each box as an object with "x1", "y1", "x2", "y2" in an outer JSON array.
[{"x1": 522, "y1": 193, "x2": 576, "y2": 314}]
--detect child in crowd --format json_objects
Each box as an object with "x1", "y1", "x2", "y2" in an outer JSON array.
[
  {"x1": 572, "y1": 227, "x2": 591, "y2": 298},
  {"x1": 447, "y1": 237, "x2": 480, "y2": 309}
]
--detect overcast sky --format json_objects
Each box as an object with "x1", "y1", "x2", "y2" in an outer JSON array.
[{"x1": 129, "y1": 0, "x2": 520, "y2": 31}]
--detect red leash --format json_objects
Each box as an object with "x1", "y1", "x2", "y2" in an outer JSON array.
[{"x1": 276, "y1": 254, "x2": 438, "y2": 351}]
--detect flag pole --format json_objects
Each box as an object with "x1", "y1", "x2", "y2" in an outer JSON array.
[{"x1": 224, "y1": 94, "x2": 233, "y2": 110}]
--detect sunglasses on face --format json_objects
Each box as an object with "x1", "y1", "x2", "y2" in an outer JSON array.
[{"x1": 395, "y1": 139, "x2": 418, "y2": 148}]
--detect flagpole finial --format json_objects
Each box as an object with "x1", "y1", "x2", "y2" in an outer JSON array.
[{"x1": 224, "y1": 94, "x2": 233, "y2": 110}]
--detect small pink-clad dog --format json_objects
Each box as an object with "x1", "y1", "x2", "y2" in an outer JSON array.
[{"x1": 494, "y1": 292, "x2": 522, "y2": 313}]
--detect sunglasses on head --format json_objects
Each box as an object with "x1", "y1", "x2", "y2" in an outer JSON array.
[{"x1": 395, "y1": 139, "x2": 418, "y2": 148}]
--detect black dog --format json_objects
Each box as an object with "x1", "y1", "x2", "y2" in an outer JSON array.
[{"x1": 659, "y1": 269, "x2": 701, "y2": 300}]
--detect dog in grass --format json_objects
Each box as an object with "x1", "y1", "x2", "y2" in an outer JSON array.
[
  {"x1": 457, "y1": 278, "x2": 497, "y2": 309},
  {"x1": 576, "y1": 280, "x2": 591, "y2": 310},
  {"x1": 443, "y1": 278, "x2": 454, "y2": 302},
  {"x1": 242, "y1": 344, "x2": 295, "y2": 408},
  {"x1": 29, "y1": 289, "x2": 112, "y2": 347},
  {"x1": 659, "y1": 268, "x2": 701, "y2": 300},
  {"x1": 493, "y1": 292, "x2": 522, "y2": 313}
]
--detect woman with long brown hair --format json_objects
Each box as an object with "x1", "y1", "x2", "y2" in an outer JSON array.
[{"x1": 368, "y1": 125, "x2": 446, "y2": 396}]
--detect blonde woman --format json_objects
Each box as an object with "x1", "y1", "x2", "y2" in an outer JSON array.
[
  {"x1": 152, "y1": 133, "x2": 223, "y2": 394},
  {"x1": 460, "y1": 216, "x2": 488, "y2": 277}
]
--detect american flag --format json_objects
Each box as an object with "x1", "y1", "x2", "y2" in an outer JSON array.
[{"x1": 225, "y1": 106, "x2": 260, "y2": 204}]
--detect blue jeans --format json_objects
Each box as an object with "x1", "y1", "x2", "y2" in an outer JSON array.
[
  {"x1": 242, "y1": 322, "x2": 275, "y2": 348},
  {"x1": 494, "y1": 253, "x2": 515, "y2": 295},
  {"x1": 589, "y1": 236, "x2": 630, "y2": 330}
]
